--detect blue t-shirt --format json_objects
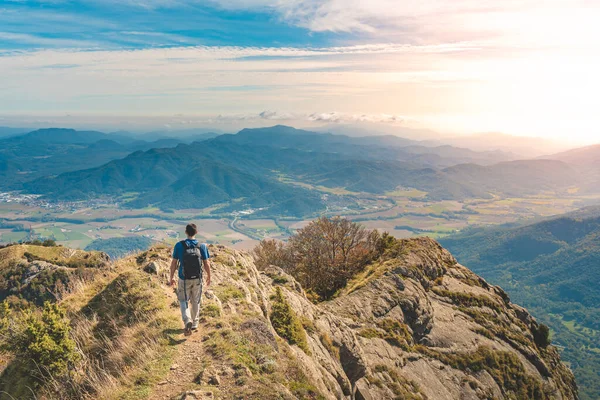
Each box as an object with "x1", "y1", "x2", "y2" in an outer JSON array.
[{"x1": 172, "y1": 239, "x2": 210, "y2": 280}]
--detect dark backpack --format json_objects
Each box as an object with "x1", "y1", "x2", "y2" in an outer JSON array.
[{"x1": 181, "y1": 240, "x2": 203, "y2": 280}]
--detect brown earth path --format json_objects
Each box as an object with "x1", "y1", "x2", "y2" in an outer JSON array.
[{"x1": 148, "y1": 285, "x2": 217, "y2": 400}]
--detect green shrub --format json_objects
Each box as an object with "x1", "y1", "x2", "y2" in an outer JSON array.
[
  {"x1": 270, "y1": 287, "x2": 309, "y2": 354},
  {"x1": 42, "y1": 239, "x2": 57, "y2": 247},
  {"x1": 532, "y1": 323, "x2": 551, "y2": 348},
  {"x1": 201, "y1": 303, "x2": 221, "y2": 318},
  {"x1": 7, "y1": 302, "x2": 79, "y2": 378}
]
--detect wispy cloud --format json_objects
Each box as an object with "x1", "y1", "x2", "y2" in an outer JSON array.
[{"x1": 0, "y1": 1, "x2": 599, "y2": 142}]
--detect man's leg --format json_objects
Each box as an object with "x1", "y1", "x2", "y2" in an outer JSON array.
[
  {"x1": 177, "y1": 279, "x2": 192, "y2": 331},
  {"x1": 190, "y1": 278, "x2": 202, "y2": 329}
]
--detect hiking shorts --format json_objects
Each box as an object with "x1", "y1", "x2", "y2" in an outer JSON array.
[{"x1": 177, "y1": 277, "x2": 202, "y2": 303}]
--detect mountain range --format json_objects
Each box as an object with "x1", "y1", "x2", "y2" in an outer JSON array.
[{"x1": 2, "y1": 125, "x2": 600, "y2": 217}]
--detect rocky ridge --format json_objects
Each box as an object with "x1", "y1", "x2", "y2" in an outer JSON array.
[
  {"x1": 0, "y1": 237, "x2": 578, "y2": 399},
  {"x1": 141, "y1": 237, "x2": 577, "y2": 400}
]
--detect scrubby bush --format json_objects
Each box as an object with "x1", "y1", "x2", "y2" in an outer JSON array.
[{"x1": 532, "y1": 323, "x2": 551, "y2": 348}]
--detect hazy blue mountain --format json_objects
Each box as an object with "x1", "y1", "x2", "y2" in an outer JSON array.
[
  {"x1": 135, "y1": 129, "x2": 223, "y2": 142},
  {"x1": 314, "y1": 122, "x2": 443, "y2": 140},
  {"x1": 0, "y1": 127, "x2": 31, "y2": 138},
  {"x1": 16, "y1": 128, "x2": 136, "y2": 144},
  {"x1": 0, "y1": 128, "x2": 214, "y2": 190},
  {"x1": 544, "y1": 144, "x2": 600, "y2": 192},
  {"x1": 129, "y1": 162, "x2": 324, "y2": 216},
  {"x1": 214, "y1": 125, "x2": 516, "y2": 167},
  {"x1": 440, "y1": 207, "x2": 600, "y2": 399},
  {"x1": 293, "y1": 159, "x2": 488, "y2": 199}
]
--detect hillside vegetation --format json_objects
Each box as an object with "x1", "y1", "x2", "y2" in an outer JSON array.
[
  {"x1": 0, "y1": 227, "x2": 577, "y2": 399},
  {"x1": 441, "y1": 206, "x2": 600, "y2": 399}
]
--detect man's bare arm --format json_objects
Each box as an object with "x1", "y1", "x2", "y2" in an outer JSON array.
[
  {"x1": 203, "y1": 259, "x2": 211, "y2": 286},
  {"x1": 169, "y1": 258, "x2": 178, "y2": 286}
]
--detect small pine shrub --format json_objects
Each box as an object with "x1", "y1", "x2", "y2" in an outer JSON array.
[
  {"x1": 8, "y1": 302, "x2": 79, "y2": 377},
  {"x1": 270, "y1": 287, "x2": 310, "y2": 354}
]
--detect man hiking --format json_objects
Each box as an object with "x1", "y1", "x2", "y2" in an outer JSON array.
[{"x1": 169, "y1": 223, "x2": 212, "y2": 336}]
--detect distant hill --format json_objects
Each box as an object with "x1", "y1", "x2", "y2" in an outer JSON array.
[
  {"x1": 0, "y1": 128, "x2": 215, "y2": 190},
  {"x1": 443, "y1": 159, "x2": 579, "y2": 196},
  {"x1": 547, "y1": 144, "x2": 600, "y2": 167},
  {"x1": 430, "y1": 132, "x2": 571, "y2": 158},
  {"x1": 18, "y1": 128, "x2": 136, "y2": 144},
  {"x1": 544, "y1": 144, "x2": 600, "y2": 193},
  {"x1": 440, "y1": 206, "x2": 600, "y2": 399},
  {"x1": 294, "y1": 159, "x2": 489, "y2": 199},
  {"x1": 128, "y1": 161, "x2": 325, "y2": 217}
]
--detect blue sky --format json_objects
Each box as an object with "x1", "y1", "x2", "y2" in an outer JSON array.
[
  {"x1": 0, "y1": 0, "x2": 347, "y2": 50},
  {"x1": 1, "y1": 0, "x2": 599, "y2": 143}
]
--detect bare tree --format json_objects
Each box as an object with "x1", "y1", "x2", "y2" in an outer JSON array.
[{"x1": 254, "y1": 217, "x2": 380, "y2": 300}]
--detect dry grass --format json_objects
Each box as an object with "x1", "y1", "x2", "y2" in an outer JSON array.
[{"x1": 0, "y1": 251, "x2": 179, "y2": 400}]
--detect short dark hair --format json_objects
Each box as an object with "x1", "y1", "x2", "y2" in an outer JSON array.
[{"x1": 185, "y1": 223, "x2": 197, "y2": 237}]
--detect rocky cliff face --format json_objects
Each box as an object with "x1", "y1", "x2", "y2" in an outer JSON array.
[
  {"x1": 142, "y1": 237, "x2": 577, "y2": 400},
  {"x1": 0, "y1": 238, "x2": 578, "y2": 399}
]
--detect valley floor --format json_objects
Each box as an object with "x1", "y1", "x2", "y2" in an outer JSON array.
[{"x1": 2, "y1": 191, "x2": 599, "y2": 252}]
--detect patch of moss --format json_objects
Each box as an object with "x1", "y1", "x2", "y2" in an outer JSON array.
[
  {"x1": 272, "y1": 276, "x2": 289, "y2": 285},
  {"x1": 458, "y1": 307, "x2": 533, "y2": 349},
  {"x1": 216, "y1": 285, "x2": 244, "y2": 303},
  {"x1": 415, "y1": 345, "x2": 548, "y2": 399},
  {"x1": 376, "y1": 319, "x2": 413, "y2": 350},
  {"x1": 358, "y1": 327, "x2": 384, "y2": 339},
  {"x1": 358, "y1": 319, "x2": 414, "y2": 351},
  {"x1": 204, "y1": 327, "x2": 276, "y2": 374},
  {"x1": 201, "y1": 303, "x2": 221, "y2": 318},
  {"x1": 432, "y1": 288, "x2": 502, "y2": 313}
]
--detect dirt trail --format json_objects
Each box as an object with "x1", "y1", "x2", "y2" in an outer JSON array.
[{"x1": 149, "y1": 286, "x2": 214, "y2": 400}]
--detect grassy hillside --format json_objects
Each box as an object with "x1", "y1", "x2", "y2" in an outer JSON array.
[{"x1": 440, "y1": 206, "x2": 600, "y2": 399}]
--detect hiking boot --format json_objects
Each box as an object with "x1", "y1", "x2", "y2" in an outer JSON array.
[
  {"x1": 192, "y1": 324, "x2": 199, "y2": 332},
  {"x1": 184, "y1": 321, "x2": 193, "y2": 336}
]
